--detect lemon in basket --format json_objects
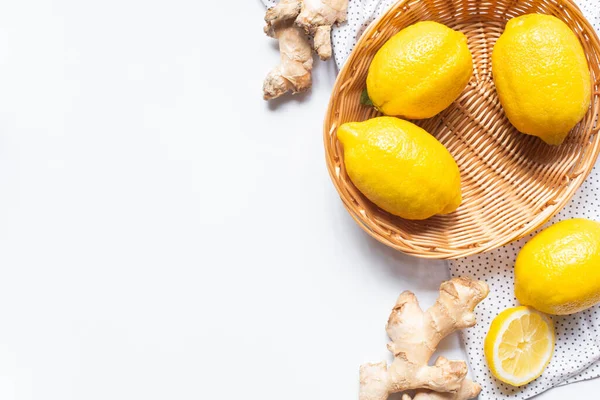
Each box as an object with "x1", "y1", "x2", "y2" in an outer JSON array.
[
  {"x1": 492, "y1": 14, "x2": 591, "y2": 145},
  {"x1": 484, "y1": 306, "x2": 555, "y2": 386},
  {"x1": 337, "y1": 116, "x2": 461, "y2": 220},
  {"x1": 366, "y1": 21, "x2": 473, "y2": 119}
]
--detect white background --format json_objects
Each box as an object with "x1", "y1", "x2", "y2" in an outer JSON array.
[{"x1": 0, "y1": 1, "x2": 596, "y2": 399}]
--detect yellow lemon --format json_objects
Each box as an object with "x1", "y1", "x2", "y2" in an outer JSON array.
[
  {"x1": 515, "y1": 218, "x2": 600, "y2": 315},
  {"x1": 492, "y1": 14, "x2": 591, "y2": 145},
  {"x1": 484, "y1": 306, "x2": 555, "y2": 386},
  {"x1": 366, "y1": 21, "x2": 473, "y2": 119},
  {"x1": 337, "y1": 116, "x2": 461, "y2": 220}
]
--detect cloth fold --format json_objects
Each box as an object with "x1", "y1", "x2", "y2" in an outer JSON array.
[{"x1": 261, "y1": 0, "x2": 600, "y2": 398}]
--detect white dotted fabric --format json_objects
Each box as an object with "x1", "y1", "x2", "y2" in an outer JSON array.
[{"x1": 261, "y1": 0, "x2": 600, "y2": 398}]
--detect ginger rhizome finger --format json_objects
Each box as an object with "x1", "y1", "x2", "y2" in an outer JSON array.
[
  {"x1": 359, "y1": 277, "x2": 489, "y2": 400},
  {"x1": 265, "y1": 0, "x2": 302, "y2": 30},
  {"x1": 263, "y1": 1, "x2": 313, "y2": 100},
  {"x1": 402, "y1": 361, "x2": 482, "y2": 400},
  {"x1": 296, "y1": 0, "x2": 349, "y2": 60}
]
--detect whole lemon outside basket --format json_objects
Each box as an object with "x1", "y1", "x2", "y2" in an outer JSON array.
[{"x1": 515, "y1": 218, "x2": 600, "y2": 315}]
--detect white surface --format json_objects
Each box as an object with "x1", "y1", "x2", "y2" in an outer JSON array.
[
  {"x1": 260, "y1": 0, "x2": 600, "y2": 398},
  {"x1": 0, "y1": 1, "x2": 595, "y2": 399}
]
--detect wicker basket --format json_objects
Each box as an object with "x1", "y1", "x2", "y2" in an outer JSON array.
[{"x1": 324, "y1": 0, "x2": 600, "y2": 259}]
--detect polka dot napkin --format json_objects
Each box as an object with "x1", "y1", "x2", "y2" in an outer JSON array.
[{"x1": 261, "y1": 0, "x2": 600, "y2": 398}]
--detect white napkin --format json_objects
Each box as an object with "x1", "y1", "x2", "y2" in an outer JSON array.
[{"x1": 261, "y1": 0, "x2": 600, "y2": 398}]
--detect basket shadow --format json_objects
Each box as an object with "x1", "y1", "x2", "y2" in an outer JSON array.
[{"x1": 361, "y1": 229, "x2": 450, "y2": 282}]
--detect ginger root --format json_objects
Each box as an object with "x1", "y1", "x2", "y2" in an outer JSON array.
[
  {"x1": 360, "y1": 277, "x2": 488, "y2": 400},
  {"x1": 263, "y1": 0, "x2": 313, "y2": 100},
  {"x1": 296, "y1": 0, "x2": 349, "y2": 60},
  {"x1": 402, "y1": 365, "x2": 482, "y2": 400},
  {"x1": 263, "y1": 0, "x2": 348, "y2": 99}
]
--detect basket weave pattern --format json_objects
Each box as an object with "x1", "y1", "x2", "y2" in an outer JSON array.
[{"x1": 324, "y1": 0, "x2": 600, "y2": 259}]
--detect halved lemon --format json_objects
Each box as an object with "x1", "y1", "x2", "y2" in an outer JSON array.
[{"x1": 484, "y1": 306, "x2": 555, "y2": 386}]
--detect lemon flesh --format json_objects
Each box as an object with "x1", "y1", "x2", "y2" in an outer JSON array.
[
  {"x1": 337, "y1": 117, "x2": 461, "y2": 220},
  {"x1": 515, "y1": 218, "x2": 600, "y2": 315},
  {"x1": 492, "y1": 14, "x2": 591, "y2": 145},
  {"x1": 484, "y1": 306, "x2": 555, "y2": 386},
  {"x1": 366, "y1": 21, "x2": 473, "y2": 119}
]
